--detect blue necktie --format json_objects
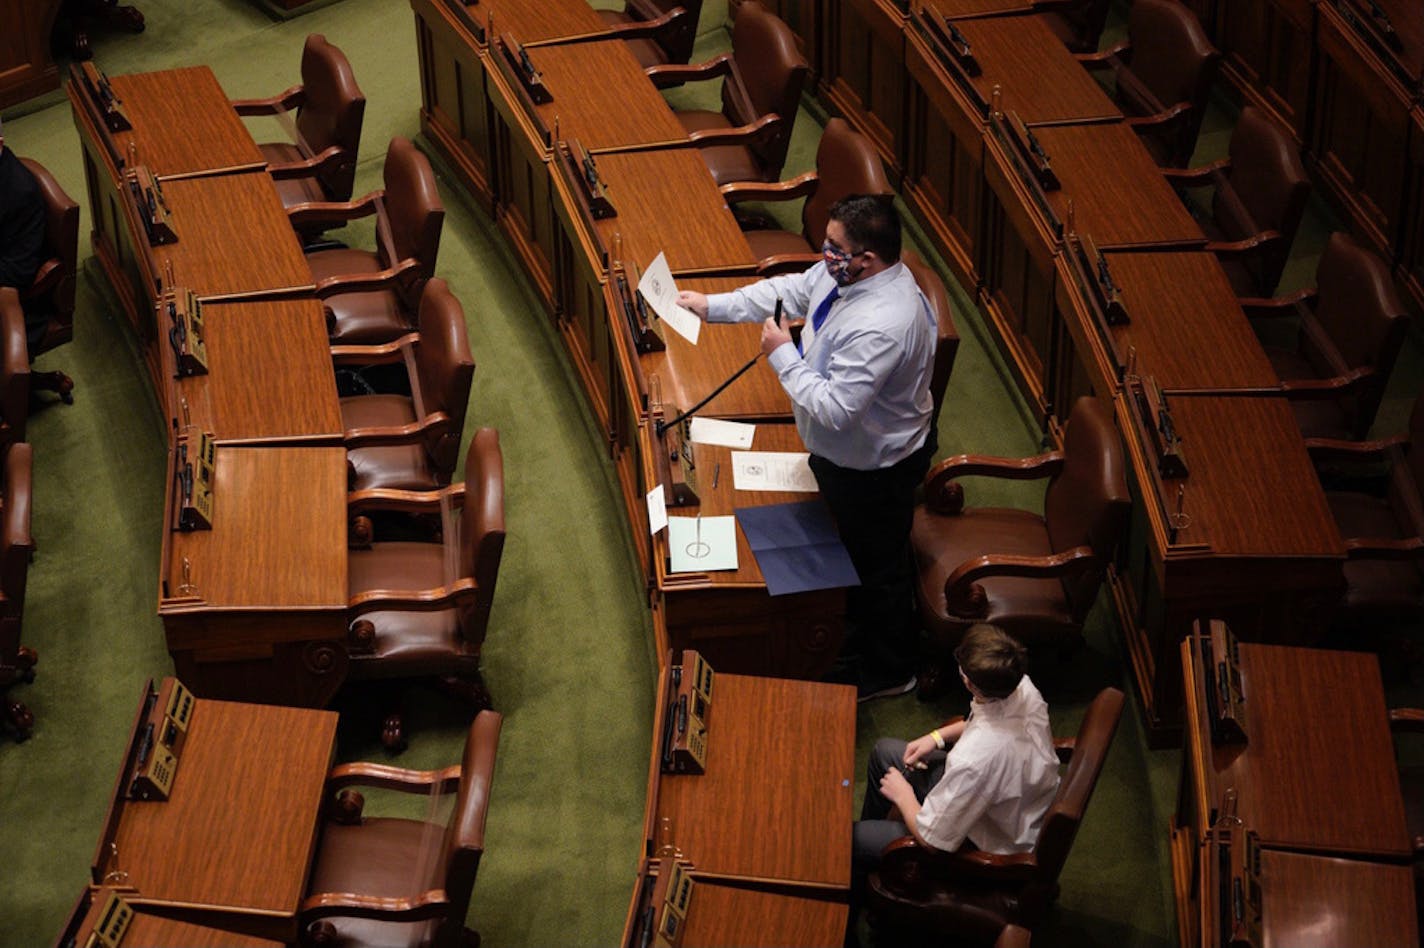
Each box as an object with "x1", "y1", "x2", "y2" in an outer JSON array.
[{"x1": 801, "y1": 286, "x2": 840, "y2": 354}]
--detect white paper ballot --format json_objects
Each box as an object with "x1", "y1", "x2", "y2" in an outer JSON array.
[
  {"x1": 638, "y1": 251, "x2": 701, "y2": 345},
  {"x1": 668, "y1": 516, "x2": 739, "y2": 573},
  {"x1": 646, "y1": 484, "x2": 668, "y2": 534},
  {"x1": 688, "y1": 416, "x2": 756, "y2": 449},
  {"x1": 731, "y1": 451, "x2": 818, "y2": 492}
]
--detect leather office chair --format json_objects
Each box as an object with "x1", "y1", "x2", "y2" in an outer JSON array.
[
  {"x1": 0, "y1": 291, "x2": 30, "y2": 451},
  {"x1": 645, "y1": 1, "x2": 808, "y2": 187},
  {"x1": 301, "y1": 709, "x2": 502, "y2": 948},
  {"x1": 597, "y1": 0, "x2": 702, "y2": 69},
  {"x1": 17, "y1": 158, "x2": 78, "y2": 403},
  {"x1": 1241, "y1": 231, "x2": 1406, "y2": 441},
  {"x1": 868, "y1": 687, "x2": 1125, "y2": 941},
  {"x1": 910, "y1": 397, "x2": 1129, "y2": 693},
  {"x1": 0, "y1": 443, "x2": 36, "y2": 741},
  {"x1": 345, "y1": 428, "x2": 506, "y2": 750},
  {"x1": 1043, "y1": 0, "x2": 1110, "y2": 54},
  {"x1": 1077, "y1": 0, "x2": 1218, "y2": 168},
  {"x1": 1162, "y1": 106, "x2": 1311, "y2": 297},
  {"x1": 290, "y1": 137, "x2": 445, "y2": 344},
  {"x1": 718, "y1": 118, "x2": 892, "y2": 275},
  {"x1": 902, "y1": 249, "x2": 961, "y2": 433},
  {"x1": 232, "y1": 34, "x2": 366, "y2": 212},
  {"x1": 1306, "y1": 392, "x2": 1424, "y2": 631},
  {"x1": 334, "y1": 278, "x2": 475, "y2": 493}
]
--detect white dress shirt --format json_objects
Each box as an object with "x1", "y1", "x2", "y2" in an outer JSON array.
[
  {"x1": 915, "y1": 676, "x2": 1061, "y2": 854},
  {"x1": 706, "y1": 260, "x2": 935, "y2": 471}
]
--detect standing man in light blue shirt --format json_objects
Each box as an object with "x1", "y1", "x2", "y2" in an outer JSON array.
[{"x1": 678, "y1": 195, "x2": 936, "y2": 700}]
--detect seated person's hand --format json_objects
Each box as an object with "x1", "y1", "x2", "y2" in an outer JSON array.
[
  {"x1": 760, "y1": 316, "x2": 792, "y2": 356},
  {"x1": 903, "y1": 734, "x2": 938, "y2": 767},
  {"x1": 878, "y1": 767, "x2": 917, "y2": 815},
  {"x1": 677, "y1": 290, "x2": 708, "y2": 319}
]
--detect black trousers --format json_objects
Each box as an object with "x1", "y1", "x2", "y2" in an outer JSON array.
[{"x1": 810, "y1": 439, "x2": 933, "y2": 682}]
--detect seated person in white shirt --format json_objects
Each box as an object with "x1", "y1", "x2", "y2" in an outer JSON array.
[{"x1": 853, "y1": 624, "x2": 1061, "y2": 882}]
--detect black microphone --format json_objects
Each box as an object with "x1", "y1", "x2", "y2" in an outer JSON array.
[{"x1": 655, "y1": 351, "x2": 762, "y2": 438}]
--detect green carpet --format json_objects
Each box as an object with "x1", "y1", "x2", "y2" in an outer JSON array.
[{"x1": 1, "y1": 2, "x2": 1420, "y2": 947}]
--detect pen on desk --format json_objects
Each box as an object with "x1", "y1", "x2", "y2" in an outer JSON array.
[
  {"x1": 695, "y1": 513, "x2": 702, "y2": 545},
  {"x1": 712, "y1": 462, "x2": 720, "y2": 489}
]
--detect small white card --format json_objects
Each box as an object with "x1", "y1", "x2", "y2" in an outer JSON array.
[
  {"x1": 731, "y1": 451, "x2": 818, "y2": 492},
  {"x1": 646, "y1": 484, "x2": 668, "y2": 534},
  {"x1": 668, "y1": 515, "x2": 739, "y2": 573},
  {"x1": 688, "y1": 416, "x2": 756, "y2": 449},
  {"x1": 638, "y1": 251, "x2": 701, "y2": 345}
]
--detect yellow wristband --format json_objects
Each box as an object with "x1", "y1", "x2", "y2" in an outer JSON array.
[{"x1": 930, "y1": 728, "x2": 945, "y2": 750}]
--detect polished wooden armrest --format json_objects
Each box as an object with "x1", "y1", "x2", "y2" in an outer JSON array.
[
  {"x1": 1344, "y1": 535, "x2": 1424, "y2": 560},
  {"x1": 268, "y1": 144, "x2": 350, "y2": 180},
  {"x1": 348, "y1": 483, "x2": 466, "y2": 515},
  {"x1": 1304, "y1": 434, "x2": 1407, "y2": 463},
  {"x1": 349, "y1": 578, "x2": 479, "y2": 614},
  {"x1": 604, "y1": 5, "x2": 685, "y2": 40},
  {"x1": 923, "y1": 451, "x2": 1065, "y2": 514},
  {"x1": 1206, "y1": 229, "x2": 1282, "y2": 260},
  {"x1": 646, "y1": 52, "x2": 732, "y2": 86},
  {"x1": 879, "y1": 836, "x2": 1040, "y2": 884},
  {"x1": 686, "y1": 112, "x2": 781, "y2": 149},
  {"x1": 1280, "y1": 367, "x2": 1373, "y2": 399},
  {"x1": 1160, "y1": 158, "x2": 1230, "y2": 186},
  {"x1": 26, "y1": 260, "x2": 61, "y2": 300},
  {"x1": 1125, "y1": 100, "x2": 1191, "y2": 130},
  {"x1": 326, "y1": 761, "x2": 462, "y2": 793},
  {"x1": 756, "y1": 252, "x2": 822, "y2": 277},
  {"x1": 1390, "y1": 708, "x2": 1424, "y2": 734},
  {"x1": 945, "y1": 548, "x2": 1097, "y2": 618},
  {"x1": 231, "y1": 85, "x2": 304, "y2": 116},
  {"x1": 313, "y1": 258, "x2": 421, "y2": 298},
  {"x1": 345, "y1": 411, "x2": 453, "y2": 449},
  {"x1": 330, "y1": 334, "x2": 418, "y2": 366},
  {"x1": 1238, "y1": 287, "x2": 1316, "y2": 319},
  {"x1": 720, "y1": 171, "x2": 819, "y2": 205},
  {"x1": 300, "y1": 889, "x2": 450, "y2": 922},
  {"x1": 287, "y1": 190, "x2": 383, "y2": 229},
  {"x1": 1074, "y1": 39, "x2": 1129, "y2": 68}
]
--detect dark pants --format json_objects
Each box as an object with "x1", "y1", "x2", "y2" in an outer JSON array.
[{"x1": 810, "y1": 440, "x2": 934, "y2": 683}]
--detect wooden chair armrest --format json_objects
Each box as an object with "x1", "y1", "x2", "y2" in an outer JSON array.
[
  {"x1": 720, "y1": 171, "x2": 819, "y2": 205},
  {"x1": 1279, "y1": 366, "x2": 1373, "y2": 400},
  {"x1": 348, "y1": 483, "x2": 466, "y2": 514},
  {"x1": 879, "y1": 836, "x2": 1040, "y2": 884},
  {"x1": 326, "y1": 761, "x2": 462, "y2": 793},
  {"x1": 300, "y1": 889, "x2": 450, "y2": 923},
  {"x1": 1074, "y1": 38, "x2": 1129, "y2": 67},
  {"x1": 944, "y1": 548, "x2": 1098, "y2": 618},
  {"x1": 756, "y1": 252, "x2": 822, "y2": 278},
  {"x1": 267, "y1": 144, "x2": 350, "y2": 180},
  {"x1": 1238, "y1": 287, "x2": 1316, "y2": 319},
  {"x1": 313, "y1": 258, "x2": 421, "y2": 298},
  {"x1": 344, "y1": 411, "x2": 453, "y2": 449},
  {"x1": 686, "y1": 112, "x2": 781, "y2": 149},
  {"x1": 287, "y1": 190, "x2": 382, "y2": 229},
  {"x1": 604, "y1": 5, "x2": 685, "y2": 40},
  {"x1": 1344, "y1": 535, "x2": 1424, "y2": 561},
  {"x1": 922, "y1": 451, "x2": 1065, "y2": 514},
  {"x1": 1160, "y1": 158, "x2": 1230, "y2": 186},
  {"x1": 1206, "y1": 229, "x2": 1282, "y2": 260},
  {"x1": 1390, "y1": 708, "x2": 1424, "y2": 734},
  {"x1": 348, "y1": 578, "x2": 478, "y2": 614},
  {"x1": 645, "y1": 52, "x2": 732, "y2": 87},
  {"x1": 25, "y1": 260, "x2": 62, "y2": 299},
  {"x1": 1304, "y1": 435, "x2": 1408, "y2": 463},
  {"x1": 1125, "y1": 100, "x2": 1191, "y2": 130},
  {"x1": 231, "y1": 85, "x2": 304, "y2": 116},
  {"x1": 330, "y1": 334, "x2": 418, "y2": 366}
]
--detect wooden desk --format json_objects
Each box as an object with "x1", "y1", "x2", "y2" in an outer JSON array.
[
  {"x1": 646, "y1": 665, "x2": 855, "y2": 890},
  {"x1": 1214, "y1": 0, "x2": 1316, "y2": 143},
  {"x1": 1113, "y1": 395, "x2": 1344, "y2": 742},
  {"x1": 921, "y1": 0, "x2": 1045, "y2": 18},
  {"x1": 91, "y1": 685, "x2": 337, "y2": 942},
  {"x1": 1055, "y1": 249, "x2": 1280, "y2": 398},
  {"x1": 464, "y1": 0, "x2": 609, "y2": 46},
  {"x1": 649, "y1": 424, "x2": 846, "y2": 680},
  {"x1": 160, "y1": 446, "x2": 350, "y2": 708},
  {"x1": 57, "y1": 887, "x2": 284, "y2": 948},
  {"x1": 821, "y1": 0, "x2": 911, "y2": 172},
  {"x1": 161, "y1": 298, "x2": 342, "y2": 446},
  {"x1": 0, "y1": 0, "x2": 62, "y2": 109},
  {"x1": 107, "y1": 66, "x2": 266, "y2": 180}
]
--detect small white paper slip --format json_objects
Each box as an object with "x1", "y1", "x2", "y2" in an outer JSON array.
[
  {"x1": 731, "y1": 451, "x2": 818, "y2": 492},
  {"x1": 688, "y1": 416, "x2": 756, "y2": 449},
  {"x1": 668, "y1": 515, "x2": 739, "y2": 573},
  {"x1": 646, "y1": 484, "x2": 669, "y2": 535},
  {"x1": 638, "y1": 251, "x2": 701, "y2": 345}
]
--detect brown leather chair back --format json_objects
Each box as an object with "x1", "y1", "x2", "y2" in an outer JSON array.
[
  {"x1": 434, "y1": 709, "x2": 502, "y2": 948},
  {"x1": 1306, "y1": 232, "x2": 1407, "y2": 440},
  {"x1": 1213, "y1": 107, "x2": 1309, "y2": 294},
  {"x1": 901, "y1": 250, "x2": 960, "y2": 430},
  {"x1": 1407, "y1": 394, "x2": 1424, "y2": 520},
  {"x1": 413, "y1": 279, "x2": 475, "y2": 479},
  {"x1": 382, "y1": 137, "x2": 445, "y2": 284},
  {"x1": 0, "y1": 291, "x2": 29, "y2": 447},
  {"x1": 1, "y1": 442, "x2": 34, "y2": 624},
  {"x1": 728, "y1": 1, "x2": 808, "y2": 181},
  {"x1": 296, "y1": 34, "x2": 366, "y2": 202},
  {"x1": 1044, "y1": 0, "x2": 1110, "y2": 53},
  {"x1": 1117, "y1": 0, "x2": 1217, "y2": 165},
  {"x1": 459, "y1": 429, "x2": 506, "y2": 640},
  {"x1": 1043, "y1": 397, "x2": 1130, "y2": 618},
  {"x1": 18, "y1": 159, "x2": 79, "y2": 348},
  {"x1": 803, "y1": 119, "x2": 892, "y2": 248},
  {"x1": 1032, "y1": 687, "x2": 1124, "y2": 883},
  {"x1": 648, "y1": 0, "x2": 703, "y2": 64}
]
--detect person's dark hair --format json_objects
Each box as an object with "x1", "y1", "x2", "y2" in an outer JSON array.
[
  {"x1": 953, "y1": 623, "x2": 1027, "y2": 699},
  {"x1": 828, "y1": 194, "x2": 901, "y2": 263}
]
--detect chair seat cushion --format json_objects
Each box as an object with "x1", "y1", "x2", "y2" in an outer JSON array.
[
  {"x1": 306, "y1": 249, "x2": 416, "y2": 344},
  {"x1": 1327, "y1": 491, "x2": 1424, "y2": 620},
  {"x1": 307, "y1": 816, "x2": 442, "y2": 948},
  {"x1": 350, "y1": 541, "x2": 444, "y2": 597},
  {"x1": 746, "y1": 227, "x2": 814, "y2": 262},
  {"x1": 349, "y1": 443, "x2": 439, "y2": 493},
  {"x1": 341, "y1": 394, "x2": 417, "y2": 432},
  {"x1": 911, "y1": 507, "x2": 1077, "y2": 644},
  {"x1": 259, "y1": 142, "x2": 327, "y2": 210},
  {"x1": 676, "y1": 110, "x2": 764, "y2": 186},
  {"x1": 868, "y1": 869, "x2": 1024, "y2": 941},
  {"x1": 1262, "y1": 346, "x2": 1352, "y2": 440},
  {"x1": 348, "y1": 541, "x2": 478, "y2": 678}
]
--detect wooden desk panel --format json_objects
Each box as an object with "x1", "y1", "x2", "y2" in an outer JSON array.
[
  {"x1": 1257, "y1": 850, "x2": 1420, "y2": 947},
  {"x1": 412, "y1": 0, "x2": 495, "y2": 209},
  {"x1": 527, "y1": 40, "x2": 688, "y2": 151},
  {"x1": 1216, "y1": 0, "x2": 1315, "y2": 142},
  {"x1": 102, "y1": 697, "x2": 337, "y2": 941},
  {"x1": 654, "y1": 673, "x2": 855, "y2": 888},
  {"x1": 473, "y1": 0, "x2": 608, "y2": 45},
  {"x1": 166, "y1": 298, "x2": 342, "y2": 445},
  {"x1": 920, "y1": 0, "x2": 1040, "y2": 18},
  {"x1": 0, "y1": 0, "x2": 61, "y2": 109},
  {"x1": 822, "y1": 0, "x2": 910, "y2": 172},
  {"x1": 109, "y1": 67, "x2": 266, "y2": 179},
  {"x1": 681, "y1": 882, "x2": 849, "y2": 947}
]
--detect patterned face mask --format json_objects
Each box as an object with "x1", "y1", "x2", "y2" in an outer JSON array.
[{"x1": 822, "y1": 239, "x2": 859, "y2": 287}]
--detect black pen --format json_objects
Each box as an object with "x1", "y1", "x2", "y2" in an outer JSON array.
[{"x1": 712, "y1": 462, "x2": 720, "y2": 489}]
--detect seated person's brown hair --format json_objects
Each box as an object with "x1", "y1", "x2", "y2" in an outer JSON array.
[{"x1": 953, "y1": 624, "x2": 1027, "y2": 699}]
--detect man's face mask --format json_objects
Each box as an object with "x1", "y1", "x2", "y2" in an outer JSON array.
[{"x1": 822, "y1": 239, "x2": 859, "y2": 287}]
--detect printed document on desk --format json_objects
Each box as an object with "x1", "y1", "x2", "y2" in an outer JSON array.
[
  {"x1": 732, "y1": 451, "x2": 817, "y2": 492},
  {"x1": 638, "y1": 251, "x2": 701, "y2": 345}
]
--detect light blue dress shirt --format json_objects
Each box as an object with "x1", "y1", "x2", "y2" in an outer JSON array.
[{"x1": 707, "y1": 260, "x2": 936, "y2": 471}]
